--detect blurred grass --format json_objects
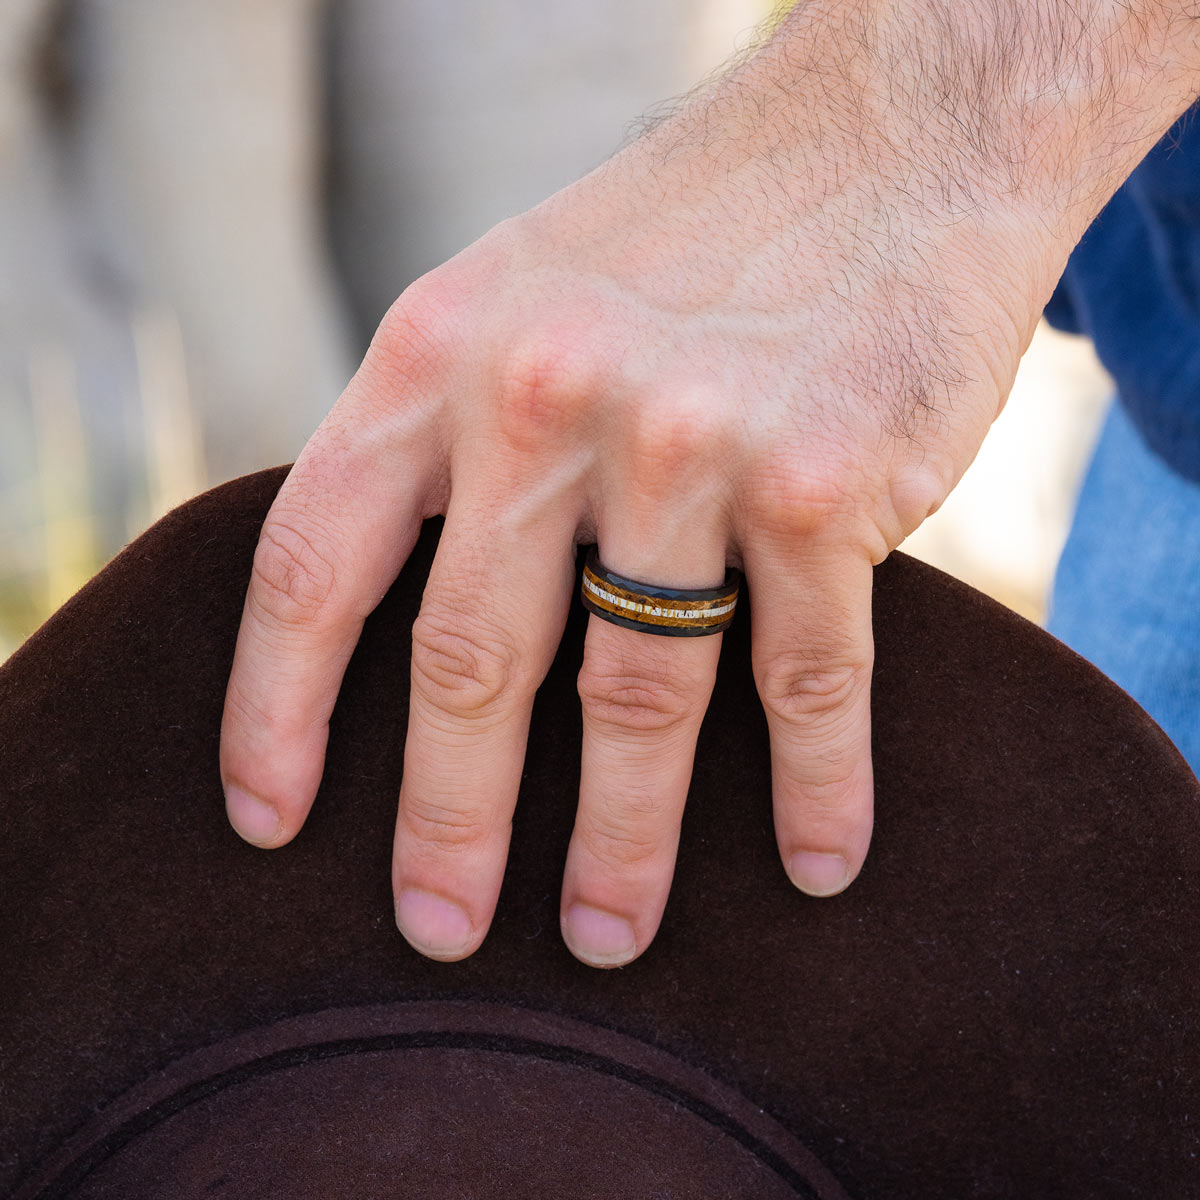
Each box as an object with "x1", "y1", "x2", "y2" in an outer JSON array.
[{"x1": 1, "y1": 307, "x2": 208, "y2": 662}]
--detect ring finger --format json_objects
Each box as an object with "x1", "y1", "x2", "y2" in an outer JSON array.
[{"x1": 561, "y1": 525, "x2": 734, "y2": 967}]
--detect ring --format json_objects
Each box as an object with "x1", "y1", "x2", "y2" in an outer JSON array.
[{"x1": 579, "y1": 546, "x2": 741, "y2": 637}]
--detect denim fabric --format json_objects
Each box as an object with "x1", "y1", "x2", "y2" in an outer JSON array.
[
  {"x1": 1047, "y1": 398, "x2": 1200, "y2": 776},
  {"x1": 1045, "y1": 101, "x2": 1200, "y2": 484}
]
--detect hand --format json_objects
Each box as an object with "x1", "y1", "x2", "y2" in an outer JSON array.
[{"x1": 220, "y1": 2, "x2": 1198, "y2": 966}]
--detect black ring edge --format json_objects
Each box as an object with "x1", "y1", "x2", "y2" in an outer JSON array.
[{"x1": 583, "y1": 545, "x2": 740, "y2": 602}]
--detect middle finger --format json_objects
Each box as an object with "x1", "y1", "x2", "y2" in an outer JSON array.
[{"x1": 392, "y1": 484, "x2": 578, "y2": 961}]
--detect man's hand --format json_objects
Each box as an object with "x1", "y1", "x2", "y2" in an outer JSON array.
[{"x1": 220, "y1": 1, "x2": 1200, "y2": 966}]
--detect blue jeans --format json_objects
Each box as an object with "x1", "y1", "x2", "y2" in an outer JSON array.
[{"x1": 1047, "y1": 398, "x2": 1200, "y2": 777}]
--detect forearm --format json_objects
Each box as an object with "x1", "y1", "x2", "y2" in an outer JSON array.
[
  {"x1": 642, "y1": 0, "x2": 1200, "y2": 303},
  {"x1": 794, "y1": 3, "x2": 1195, "y2": 176}
]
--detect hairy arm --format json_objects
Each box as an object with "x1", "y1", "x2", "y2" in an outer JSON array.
[{"x1": 770, "y1": 0, "x2": 1200, "y2": 223}]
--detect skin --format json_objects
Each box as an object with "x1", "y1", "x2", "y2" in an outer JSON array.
[{"x1": 220, "y1": 1, "x2": 1200, "y2": 967}]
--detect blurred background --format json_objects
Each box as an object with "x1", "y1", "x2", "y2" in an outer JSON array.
[{"x1": 0, "y1": 0, "x2": 1112, "y2": 661}]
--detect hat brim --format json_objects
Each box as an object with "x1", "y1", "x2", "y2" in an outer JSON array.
[{"x1": 2, "y1": 466, "x2": 1198, "y2": 1198}]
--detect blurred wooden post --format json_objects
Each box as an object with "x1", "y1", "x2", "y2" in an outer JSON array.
[
  {"x1": 329, "y1": 0, "x2": 772, "y2": 327},
  {"x1": 72, "y1": 0, "x2": 354, "y2": 482}
]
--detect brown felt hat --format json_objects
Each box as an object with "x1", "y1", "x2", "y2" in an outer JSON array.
[{"x1": 2, "y1": 466, "x2": 1199, "y2": 1199}]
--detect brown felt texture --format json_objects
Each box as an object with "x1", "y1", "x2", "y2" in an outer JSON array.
[{"x1": 1, "y1": 466, "x2": 1199, "y2": 1198}]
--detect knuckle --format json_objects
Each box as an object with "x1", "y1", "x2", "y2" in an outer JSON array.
[
  {"x1": 577, "y1": 656, "x2": 699, "y2": 737},
  {"x1": 747, "y1": 446, "x2": 860, "y2": 542},
  {"x1": 627, "y1": 390, "x2": 727, "y2": 490},
  {"x1": 778, "y1": 749, "x2": 871, "y2": 829},
  {"x1": 410, "y1": 609, "x2": 521, "y2": 717},
  {"x1": 579, "y1": 805, "x2": 664, "y2": 870},
  {"x1": 886, "y1": 461, "x2": 952, "y2": 541},
  {"x1": 787, "y1": 755, "x2": 862, "y2": 806},
  {"x1": 756, "y1": 657, "x2": 866, "y2": 728},
  {"x1": 367, "y1": 280, "x2": 457, "y2": 394},
  {"x1": 223, "y1": 682, "x2": 281, "y2": 746},
  {"x1": 494, "y1": 336, "x2": 595, "y2": 451},
  {"x1": 404, "y1": 795, "x2": 492, "y2": 852},
  {"x1": 251, "y1": 517, "x2": 339, "y2": 628}
]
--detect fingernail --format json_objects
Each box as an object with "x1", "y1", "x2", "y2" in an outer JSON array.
[
  {"x1": 226, "y1": 785, "x2": 281, "y2": 845},
  {"x1": 395, "y1": 888, "x2": 474, "y2": 960},
  {"x1": 788, "y1": 851, "x2": 849, "y2": 897},
  {"x1": 562, "y1": 903, "x2": 637, "y2": 967}
]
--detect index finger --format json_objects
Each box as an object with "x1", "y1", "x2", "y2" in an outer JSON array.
[{"x1": 220, "y1": 366, "x2": 440, "y2": 847}]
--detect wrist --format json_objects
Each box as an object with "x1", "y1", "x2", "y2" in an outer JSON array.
[
  {"x1": 757, "y1": 1, "x2": 1200, "y2": 237},
  {"x1": 527, "y1": 0, "x2": 1197, "y2": 422}
]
